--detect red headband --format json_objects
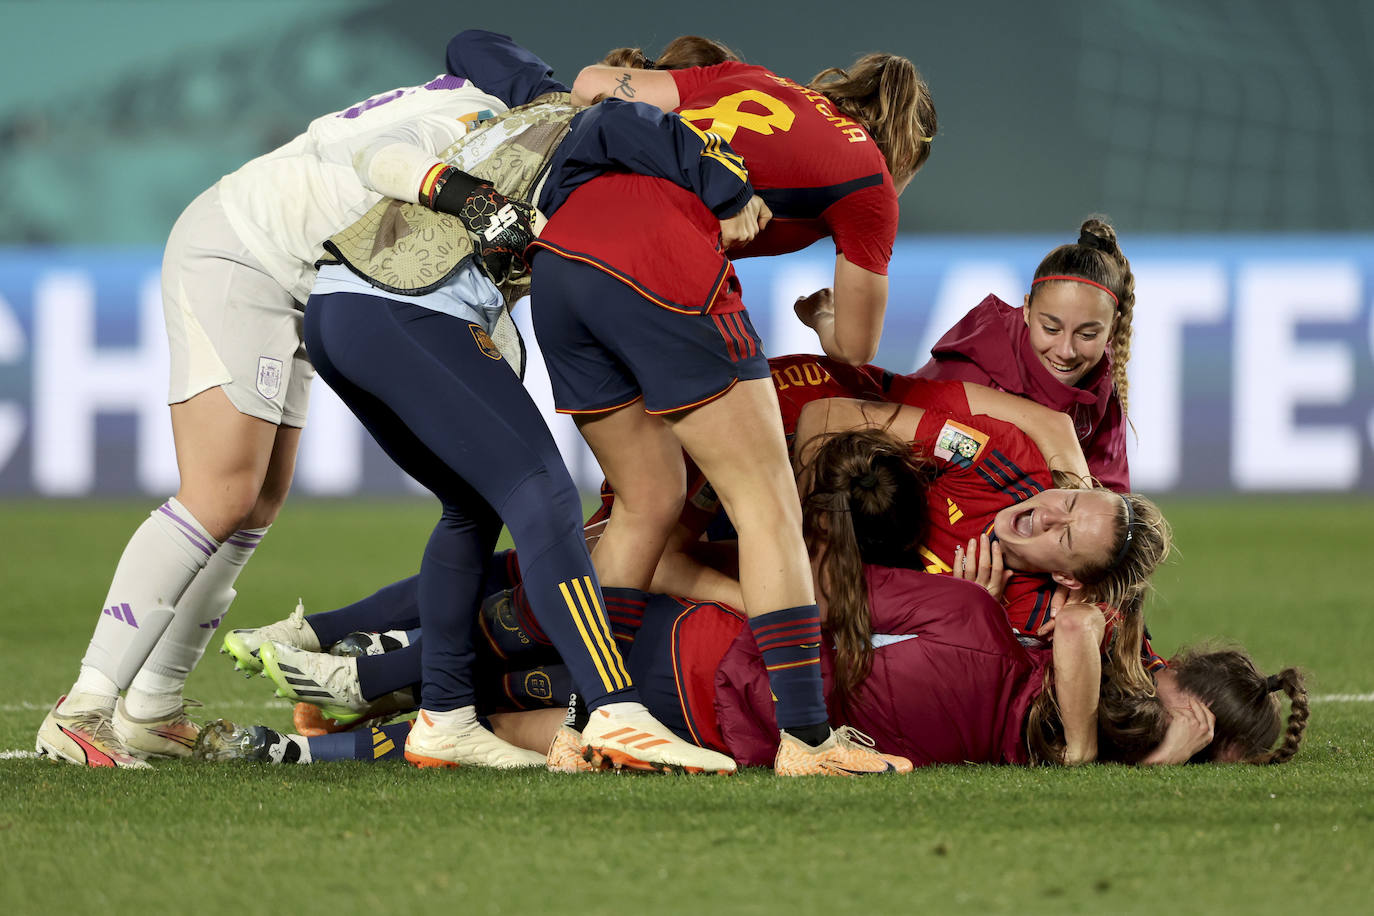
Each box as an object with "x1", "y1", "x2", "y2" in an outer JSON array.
[{"x1": 1031, "y1": 275, "x2": 1119, "y2": 305}]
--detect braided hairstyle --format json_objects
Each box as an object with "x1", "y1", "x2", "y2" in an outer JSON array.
[
  {"x1": 600, "y1": 36, "x2": 740, "y2": 70},
  {"x1": 1030, "y1": 216, "x2": 1137, "y2": 412},
  {"x1": 798, "y1": 428, "x2": 933, "y2": 698},
  {"x1": 1171, "y1": 647, "x2": 1310, "y2": 765},
  {"x1": 808, "y1": 53, "x2": 937, "y2": 185}
]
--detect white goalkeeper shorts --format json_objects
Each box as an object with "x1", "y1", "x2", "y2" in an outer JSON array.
[{"x1": 161, "y1": 185, "x2": 314, "y2": 427}]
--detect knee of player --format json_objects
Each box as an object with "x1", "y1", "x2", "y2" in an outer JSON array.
[
  {"x1": 1054, "y1": 603, "x2": 1107, "y2": 640},
  {"x1": 176, "y1": 481, "x2": 262, "y2": 540},
  {"x1": 717, "y1": 482, "x2": 803, "y2": 533},
  {"x1": 605, "y1": 482, "x2": 687, "y2": 532},
  {"x1": 502, "y1": 468, "x2": 585, "y2": 528}
]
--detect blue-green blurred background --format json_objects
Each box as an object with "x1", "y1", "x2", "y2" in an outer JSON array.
[
  {"x1": 6, "y1": 0, "x2": 1373, "y2": 242},
  {"x1": 1, "y1": 1, "x2": 1371, "y2": 497}
]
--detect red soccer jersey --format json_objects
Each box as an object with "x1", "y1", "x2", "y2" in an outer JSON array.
[
  {"x1": 680, "y1": 355, "x2": 968, "y2": 526},
  {"x1": 535, "y1": 63, "x2": 899, "y2": 315},
  {"x1": 670, "y1": 63, "x2": 899, "y2": 274},
  {"x1": 908, "y1": 410, "x2": 1062, "y2": 635}
]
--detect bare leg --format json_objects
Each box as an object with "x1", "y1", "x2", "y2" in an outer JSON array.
[
  {"x1": 574, "y1": 402, "x2": 688, "y2": 591},
  {"x1": 170, "y1": 387, "x2": 283, "y2": 541},
  {"x1": 666, "y1": 378, "x2": 813, "y2": 617}
]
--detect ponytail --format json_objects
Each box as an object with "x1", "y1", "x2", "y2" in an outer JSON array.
[{"x1": 798, "y1": 428, "x2": 932, "y2": 697}]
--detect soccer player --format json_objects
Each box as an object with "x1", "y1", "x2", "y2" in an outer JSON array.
[
  {"x1": 792, "y1": 396, "x2": 1172, "y2": 717},
  {"x1": 282, "y1": 28, "x2": 816, "y2": 772},
  {"x1": 526, "y1": 52, "x2": 937, "y2": 775},
  {"x1": 908, "y1": 216, "x2": 1136, "y2": 491},
  {"x1": 35, "y1": 47, "x2": 515, "y2": 768},
  {"x1": 200, "y1": 427, "x2": 1301, "y2": 769}
]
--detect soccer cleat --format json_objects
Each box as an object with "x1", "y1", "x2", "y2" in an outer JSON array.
[
  {"x1": 291, "y1": 689, "x2": 418, "y2": 737},
  {"x1": 112, "y1": 696, "x2": 201, "y2": 759},
  {"x1": 259, "y1": 641, "x2": 366, "y2": 724},
  {"x1": 192, "y1": 719, "x2": 306, "y2": 764},
  {"x1": 403, "y1": 710, "x2": 547, "y2": 769},
  {"x1": 773, "y1": 726, "x2": 912, "y2": 777},
  {"x1": 220, "y1": 599, "x2": 319, "y2": 676},
  {"x1": 546, "y1": 724, "x2": 596, "y2": 773},
  {"x1": 329, "y1": 630, "x2": 411, "y2": 658},
  {"x1": 35, "y1": 696, "x2": 151, "y2": 769},
  {"x1": 293, "y1": 702, "x2": 346, "y2": 737},
  {"x1": 580, "y1": 707, "x2": 736, "y2": 775}
]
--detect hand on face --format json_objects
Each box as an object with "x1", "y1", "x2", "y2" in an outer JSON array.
[
  {"x1": 1146, "y1": 669, "x2": 1218, "y2": 764},
  {"x1": 952, "y1": 533, "x2": 1012, "y2": 601}
]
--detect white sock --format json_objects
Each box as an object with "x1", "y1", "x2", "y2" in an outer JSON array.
[
  {"x1": 65, "y1": 672, "x2": 120, "y2": 715},
  {"x1": 125, "y1": 526, "x2": 268, "y2": 719},
  {"x1": 421, "y1": 706, "x2": 479, "y2": 729},
  {"x1": 69, "y1": 497, "x2": 217, "y2": 711},
  {"x1": 291, "y1": 735, "x2": 313, "y2": 764},
  {"x1": 268, "y1": 733, "x2": 312, "y2": 765}
]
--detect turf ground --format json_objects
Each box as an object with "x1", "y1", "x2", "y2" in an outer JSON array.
[{"x1": 2, "y1": 497, "x2": 1371, "y2": 914}]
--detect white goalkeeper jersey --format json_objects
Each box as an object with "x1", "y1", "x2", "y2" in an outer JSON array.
[{"x1": 216, "y1": 74, "x2": 506, "y2": 304}]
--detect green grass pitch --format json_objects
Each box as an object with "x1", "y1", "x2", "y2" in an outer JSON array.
[{"x1": 2, "y1": 497, "x2": 1371, "y2": 914}]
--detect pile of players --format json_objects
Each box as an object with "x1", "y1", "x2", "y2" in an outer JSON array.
[{"x1": 36, "y1": 29, "x2": 1307, "y2": 775}]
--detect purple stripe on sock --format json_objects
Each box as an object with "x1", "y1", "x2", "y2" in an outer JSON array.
[
  {"x1": 225, "y1": 538, "x2": 260, "y2": 549},
  {"x1": 122, "y1": 603, "x2": 138, "y2": 628},
  {"x1": 102, "y1": 607, "x2": 112, "y2": 616},
  {"x1": 157, "y1": 504, "x2": 215, "y2": 556},
  {"x1": 109, "y1": 605, "x2": 123, "y2": 622}
]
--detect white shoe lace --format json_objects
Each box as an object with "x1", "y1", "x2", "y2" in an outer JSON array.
[
  {"x1": 833, "y1": 726, "x2": 879, "y2": 750},
  {"x1": 64, "y1": 708, "x2": 125, "y2": 751}
]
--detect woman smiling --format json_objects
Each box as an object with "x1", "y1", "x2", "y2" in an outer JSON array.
[{"x1": 909, "y1": 217, "x2": 1134, "y2": 492}]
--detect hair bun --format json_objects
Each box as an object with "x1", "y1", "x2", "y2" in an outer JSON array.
[{"x1": 1078, "y1": 228, "x2": 1110, "y2": 252}]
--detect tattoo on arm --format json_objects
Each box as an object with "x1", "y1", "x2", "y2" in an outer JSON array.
[{"x1": 613, "y1": 73, "x2": 636, "y2": 99}]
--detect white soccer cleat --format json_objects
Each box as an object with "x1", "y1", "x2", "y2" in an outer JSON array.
[
  {"x1": 219, "y1": 600, "x2": 319, "y2": 676},
  {"x1": 580, "y1": 707, "x2": 736, "y2": 774},
  {"x1": 35, "y1": 696, "x2": 151, "y2": 769},
  {"x1": 259, "y1": 641, "x2": 366, "y2": 724},
  {"x1": 404, "y1": 710, "x2": 547, "y2": 769},
  {"x1": 113, "y1": 696, "x2": 201, "y2": 759}
]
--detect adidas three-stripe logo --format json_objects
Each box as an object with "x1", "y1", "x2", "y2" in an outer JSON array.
[
  {"x1": 277, "y1": 663, "x2": 334, "y2": 700},
  {"x1": 597, "y1": 727, "x2": 671, "y2": 752},
  {"x1": 102, "y1": 603, "x2": 139, "y2": 628}
]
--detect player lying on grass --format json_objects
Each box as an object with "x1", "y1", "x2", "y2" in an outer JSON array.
[
  {"x1": 214, "y1": 364, "x2": 1093, "y2": 717},
  {"x1": 220, "y1": 361, "x2": 1164, "y2": 754},
  {"x1": 197, "y1": 430, "x2": 1308, "y2": 768}
]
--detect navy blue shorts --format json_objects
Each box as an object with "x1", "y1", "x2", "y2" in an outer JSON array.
[{"x1": 529, "y1": 251, "x2": 771, "y2": 416}]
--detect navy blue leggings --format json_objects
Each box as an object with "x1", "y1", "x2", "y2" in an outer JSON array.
[{"x1": 304, "y1": 292, "x2": 635, "y2": 711}]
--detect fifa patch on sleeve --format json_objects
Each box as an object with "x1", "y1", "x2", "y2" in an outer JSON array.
[{"x1": 933, "y1": 420, "x2": 989, "y2": 468}]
